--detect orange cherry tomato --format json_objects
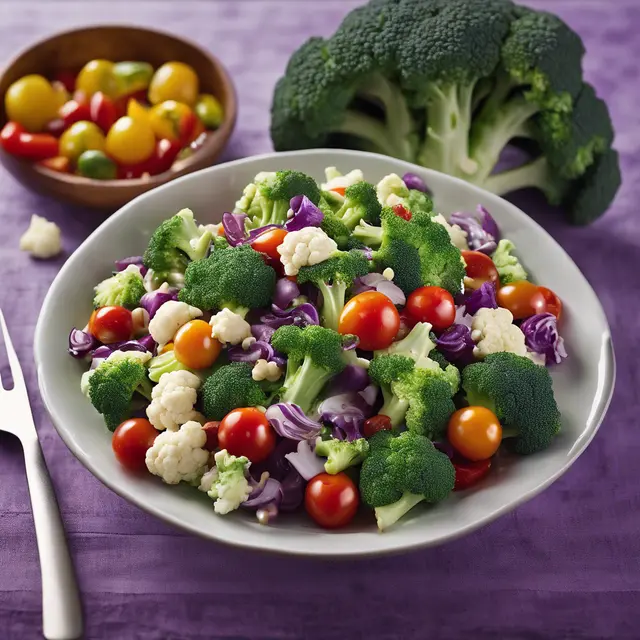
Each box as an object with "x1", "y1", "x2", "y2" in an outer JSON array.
[
  {"x1": 173, "y1": 319, "x2": 222, "y2": 369},
  {"x1": 158, "y1": 342, "x2": 174, "y2": 354},
  {"x1": 218, "y1": 407, "x2": 276, "y2": 463},
  {"x1": 461, "y1": 250, "x2": 500, "y2": 290},
  {"x1": 331, "y1": 186, "x2": 346, "y2": 196},
  {"x1": 338, "y1": 291, "x2": 400, "y2": 351},
  {"x1": 37, "y1": 156, "x2": 70, "y2": 173},
  {"x1": 88, "y1": 306, "x2": 133, "y2": 344},
  {"x1": 448, "y1": 406, "x2": 502, "y2": 461},
  {"x1": 251, "y1": 227, "x2": 288, "y2": 262},
  {"x1": 538, "y1": 286, "x2": 562, "y2": 320},
  {"x1": 496, "y1": 281, "x2": 547, "y2": 320},
  {"x1": 112, "y1": 418, "x2": 158, "y2": 472},
  {"x1": 305, "y1": 472, "x2": 359, "y2": 529},
  {"x1": 406, "y1": 286, "x2": 455, "y2": 331}
]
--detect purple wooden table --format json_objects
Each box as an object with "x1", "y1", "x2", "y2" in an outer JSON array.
[{"x1": 1, "y1": 1, "x2": 638, "y2": 638}]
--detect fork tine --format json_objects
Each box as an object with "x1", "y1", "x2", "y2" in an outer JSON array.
[{"x1": 0, "y1": 308, "x2": 24, "y2": 389}]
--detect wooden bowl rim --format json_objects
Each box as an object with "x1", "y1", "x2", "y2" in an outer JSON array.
[{"x1": 0, "y1": 23, "x2": 238, "y2": 191}]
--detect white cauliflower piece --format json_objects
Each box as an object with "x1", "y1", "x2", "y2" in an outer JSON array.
[
  {"x1": 471, "y1": 307, "x2": 527, "y2": 359},
  {"x1": 277, "y1": 227, "x2": 337, "y2": 276},
  {"x1": 321, "y1": 168, "x2": 364, "y2": 192},
  {"x1": 376, "y1": 173, "x2": 409, "y2": 207},
  {"x1": 198, "y1": 449, "x2": 252, "y2": 514},
  {"x1": 148, "y1": 300, "x2": 202, "y2": 346},
  {"x1": 107, "y1": 349, "x2": 152, "y2": 365},
  {"x1": 19, "y1": 215, "x2": 62, "y2": 259},
  {"x1": 209, "y1": 308, "x2": 252, "y2": 345},
  {"x1": 146, "y1": 370, "x2": 204, "y2": 431},
  {"x1": 131, "y1": 307, "x2": 150, "y2": 337},
  {"x1": 431, "y1": 214, "x2": 469, "y2": 250},
  {"x1": 252, "y1": 359, "x2": 282, "y2": 382},
  {"x1": 198, "y1": 222, "x2": 223, "y2": 237},
  {"x1": 145, "y1": 421, "x2": 209, "y2": 485}
]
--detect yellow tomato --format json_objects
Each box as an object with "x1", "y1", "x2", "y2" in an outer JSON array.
[
  {"x1": 4, "y1": 74, "x2": 59, "y2": 132},
  {"x1": 148, "y1": 62, "x2": 199, "y2": 106},
  {"x1": 148, "y1": 100, "x2": 191, "y2": 141},
  {"x1": 76, "y1": 60, "x2": 117, "y2": 98},
  {"x1": 51, "y1": 81, "x2": 70, "y2": 110},
  {"x1": 105, "y1": 116, "x2": 155, "y2": 164},
  {"x1": 59, "y1": 121, "x2": 106, "y2": 163},
  {"x1": 127, "y1": 98, "x2": 149, "y2": 123},
  {"x1": 195, "y1": 94, "x2": 224, "y2": 129}
]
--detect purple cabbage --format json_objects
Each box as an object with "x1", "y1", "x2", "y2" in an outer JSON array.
[
  {"x1": 251, "y1": 438, "x2": 298, "y2": 482},
  {"x1": 242, "y1": 467, "x2": 304, "y2": 523},
  {"x1": 140, "y1": 285, "x2": 178, "y2": 319},
  {"x1": 273, "y1": 278, "x2": 300, "y2": 309},
  {"x1": 265, "y1": 403, "x2": 323, "y2": 441},
  {"x1": 251, "y1": 323, "x2": 276, "y2": 343},
  {"x1": 318, "y1": 384, "x2": 378, "y2": 441},
  {"x1": 227, "y1": 340, "x2": 285, "y2": 367},
  {"x1": 454, "y1": 305, "x2": 474, "y2": 328},
  {"x1": 327, "y1": 363, "x2": 370, "y2": 394},
  {"x1": 279, "y1": 469, "x2": 305, "y2": 511},
  {"x1": 284, "y1": 195, "x2": 324, "y2": 231},
  {"x1": 221, "y1": 212, "x2": 248, "y2": 246},
  {"x1": 450, "y1": 205, "x2": 499, "y2": 254},
  {"x1": 352, "y1": 273, "x2": 406, "y2": 305},
  {"x1": 137, "y1": 334, "x2": 157, "y2": 352},
  {"x1": 115, "y1": 256, "x2": 147, "y2": 276},
  {"x1": 245, "y1": 224, "x2": 283, "y2": 242},
  {"x1": 284, "y1": 440, "x2": 326, "y2": 480},
  {"x1": 435, "y1": 325, "x2": 475, "y2": 366},
  {"x1": 260, "y1": 303, "x2": 319, "y2": 329},
  {"x1": 68, "y1": 328, "x2": 97, "y2": 358},
  {"x1": 464, "y1": 281, "x2": 498, "y2": 316},
  {"x1": 90, "y1": 339, "x2": 152, "y2": 369},
  {"x1": 520, "y1": 313, "x2": 567, "y2": 365},
  {"x1": 402, "y1": 172, "x2": 429, "y2": 193},
  {"x1": 243, "y1": 475, "x2": 283, "y2": 509}
]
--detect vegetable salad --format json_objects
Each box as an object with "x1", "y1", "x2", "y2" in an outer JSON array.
[{"x1": 69, "y1": 168, "x2": 567, "y2": 531}]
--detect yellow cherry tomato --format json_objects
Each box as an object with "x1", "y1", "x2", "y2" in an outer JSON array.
[
  {"x1": 4, "y1": 74, "x2": 59, "y2": 132},
  {"x1": 51, "y1": 81, "x2": 70, "y2": 110},
  {"x1": 448, "y1": 407, "x2": 503, "y2": 461},
  {"x1": 59, "y1": 120, "x2": 106, "y2": 163},
  {"x1": 76, "y1": 60, "x2": 118, "y2": 98},
  {"x1": 148, "y1": 100, "x2": 192, "y2": 141},
  {"x1": 174, "y1": 320, "x2": 222, "y2": 370},
  {"x1": 105, "y1": 116, "x2": 155, "y2": 165},
  {"x1": 126, "y1": 98, "x2": 149, "y2": 123},
  {"x1": 158, "y1": 342, "x2": 174, "y2": 355},
  {"x1": 148, "y1": 62, "x2": 199, "y2": 106},
  {"x1": 195, "y1": 93, "x2": 224, "y2": 129}
]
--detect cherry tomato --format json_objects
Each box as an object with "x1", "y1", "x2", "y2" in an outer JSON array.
[
  {"x1": 448, "y1": 406, "x2": 502, "y2": 461},
  {"x1": 45, "y1": 118, "x2": 66, "y2": 137},
  {"x1": 305, "y1": 472, "x2": 359, "y2": 529},
  {"x1": 158, "y1": 342, "x2": 174, "y2": 355},
  {"x1": 105, "y1": 116, "x2": 155, "y2": 165},
  {"x1": 53, "y1": 70, "x2": 77, "y2": 94},
  {"x1": 148, "y1": 100, "x2": 197, "y2": 143},
  {"x1": 89, "y1": 92, "x2": 118, "y2": 132},
  {"x1": 148, "y1": 62, "x2": 199, "y2": 106},
  {"x1": 406, "y1": 286, "x2": 455, "y2": 331},
  {"x1": 59, "y1": 120, "x2": 105, "y2": 163},
  {"x1": 59, "y1": 99, "x2": 91, "y2": 128},
  {"x1": 330, "y1": 186, "x2": 346, "y2": 197},
  {"x1": 37, "y1": 156, "x2": 70, "y2": 173},
  {"x1": 453, "y1": 457, "x2": 492, "y2": 491},
  {"x1": 338, "y1": 291, "x2": 400, "y2": 351},
  {"x1": 76, "y1": 60, "x2": 117, "y2": 98},
  {"x1": 118, "y1": 138, "x2": 182, "y2": 179},
  {"x1": 173, "y1": 319, "x2": 222, "y2": 369},
  {"x1": 363, "y1": 414, "x2": 393, "y2": 438},
  {"x1": 112, "y1": 61, "x2": 154, "y2": 98},
  {"x1": 77, "y1": 150, "x2": 117, "y2": 180},
  {"x1": 112, "y1": 418, "x2": 157, "y2": 472},
  {"x1": 496, "y1": 281, "x2": 547, "y2": 320},
  {"x1": 202, "y1": 421, "x2": 220, "y2": 452},
  {"x1": 538, "y1": 286, "x2": 562, "y2": 320},
  {"x1": 0, "y1": 122, "x2": 24, "y2": 154},
  {"x1": 195, "y1": 94, "x2": 224, "y2": 129},
  {"x1": 251, "y1": 228, "x2": 288, "y2": 262},
  {"x1": 218, "y1": 407, "x2": 276, "y2": 463},
  {"x1": 126, "y1": 98, "x2": 149, "y2": 123},
  {"x1": 461, "y1": 250, "x2": 500, "y2": 290},
  {"x1": 88, "y1": 306, "x2": 133, "y2": 344},
  {"x1": 392, "y1": 203, "x2": 411, "y2": 220},
  {"x1": 0, "y1": 122, "x2": 59, "y2": 160},
  {"x1": 4, "y1": 74, "x2": 58, "y2": 132}
]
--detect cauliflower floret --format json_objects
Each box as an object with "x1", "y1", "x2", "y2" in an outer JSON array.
[
  {"x1": 198, "y1": 449, "x2": 252, "y2": 514},
  {"x1": 146, "y1": 370, "x2": 204, "y2": 431},
  {"x1": 19, "y1": 215, "x2": 62, "y2": 259},
  {"x1": 146, "y1": 421, "x2": 209, "y2": 485},
  {"x1": 376, "y1": 173, "x2": 409, "y2": 207},
  {"x1": 277, "y1": 227, "x2": 337, "y2": 276},
  {"x1": 148, "y1": 300, "x2": 202, "y2": 345},
  {"x1": 131, "y1": 307, "x2": 150, "y2": 337},
  {"x1": 198, "y1": 222, "x2": 223, "y2": 237},
  {"x1": 431, "y1": 214, "x2": 469, "y2": 250},
  {"x1": 471, "y1": 307, "x2": 527, "y2": 359},
  {"x1": 321, "y1": 168, "x2": 364, "y2": 192},
  {"x1": 209, "y1": 308, "x2": 252, "y2": 345},
  {"x1": 107, "y1": 349, "x2": 152, "y2": 365},
  {"x1": 252, "y1": 359, "x2": 282, "y2": 382}
]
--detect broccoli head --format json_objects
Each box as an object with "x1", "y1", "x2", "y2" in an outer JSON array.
[
  {"x1": 462, "y1": 352, "x2": 561, "y2": 454},
  {"x1": 359, "y1": 431, "x2": 455, "y2": 531},
  {"x1": 178, "y1": 245, "x2": 276, "y2": 315},
  {"x1": 314, "y1": 437, "x2": 370, "y2": 474},
  {"x1": 202, "y1": 362, "x2": 268, "y2": 420},
  {"x1": 93, "y1": 265, "x2": 145, "y2": 309},
  {"x1": 332, "y1": 181, "x2": 382, "y2": 230},
  {"x1": 491, "y1": 239, "x2": 527, "y2": 285}
]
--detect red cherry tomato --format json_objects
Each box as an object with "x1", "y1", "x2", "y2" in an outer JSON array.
[
  {"x1": 448, "y1": 406, "x2": 502, "y2": 461},
  {"x1": 59, "y1": 99, "x2": 92, "y2": 128},
  {"x1": 173, "y1": 319, "x2": 222, "y2": 369},
  {"x1": 338, "y1": 291, "x2": 400, "y2": 351},
  {"x1": 112, "y1": 418, "x2": 157, "y2": 472},
  {"x1": 88, "y1": 306, "x2": 133, "y2": 344},
  {"x1": 0, "y1": 121, "x2": 24, "y2": 154},
  {"x1": 453, "y1": 457, "x2": 492, "y2": 491},
  {"x1": 392, "y1": 203, "x2": 411, "y2": 220},
  {"x1": 117, "y1": 138, "x2": 182, "y2": 179},
  {"x1": 45, "y1": 118, "x2": 66, "y2": 137},
  {"x1": 53, "y1": 70, "x2": 77, "y2": 94},
  {"x1": 251, "y1": 227, "x2": 289, "y2": 262},
  {"x1": 218, "y1": 407, "x2": 276, "y2": 463},
  {"x1": 496, "y1": 281, "x2": 547, "y2": 320},
  {"x1": 406, "y1": 286, "x2": 455, "y2": 332},
  {"x1": 37, "y1": 156, "x2": 70, "y2": 173},
  {"x1": 363, "y1": 414, "x2": 393, "y2": 438},
  {"x1": 1, "y1": 121, "x2": 59, "y2": 161},
  {"x1": 90, "y1": 92, "x2": 118, "y2": 133},
  {"x1": 461, "y1": 250, "x2": 500, "y2": 290},
  {"x1": 202, "y1": 421, "x2": 220, "y2": 452},
  {"x1": 305, "y1": 472, "x2": 359, "y2": 529},
  {"x1": 538, "y1": 286, "x2": 562, "y2": 320}
]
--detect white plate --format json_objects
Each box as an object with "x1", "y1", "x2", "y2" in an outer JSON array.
[{"x1": 34, "y1": 149, "x2": 615, "y2": 557}]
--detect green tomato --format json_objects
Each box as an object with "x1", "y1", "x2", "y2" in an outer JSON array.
[
  {"x1": 77, "y1": 150, "x2": 117, "y2": 180},
  {"x1": 195, "y1": 94, "x2": 224, "y2": 129},
  {"x1": 113, "y1": 61, "x2": 154, "y2": 97}
]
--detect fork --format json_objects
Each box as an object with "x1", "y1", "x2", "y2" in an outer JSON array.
[{"x1": 0, "y1": 310, "x2": 83, "y2": 640}]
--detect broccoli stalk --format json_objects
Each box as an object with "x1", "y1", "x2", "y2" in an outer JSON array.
[
  {"x1": 148, "y1": 350, "x2": 189, "y2": 383},
  {"x1": 314, "y1": 437, "x2": 369, "y2": 474},
  {"x1": 93, "y1": 264, "x2": 145, "y2": 309}
]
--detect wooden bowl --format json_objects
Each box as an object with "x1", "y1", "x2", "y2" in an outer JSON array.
[{"x1": 0, "y1": 25, "x2": 237, "y2": 210}]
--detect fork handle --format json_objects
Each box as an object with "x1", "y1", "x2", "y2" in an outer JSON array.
[{"x1": 22, "y1": 437, "x2": 83, "y2": 640}]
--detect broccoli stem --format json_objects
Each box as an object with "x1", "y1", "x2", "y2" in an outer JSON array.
[
  {"x1": 280, "y1": 358, "x2": 334, "y2": 413},
  {"x1": 374, "y1": 492, "x2": 425, "y2": 531},
  {"x1": 316, "y1": 281, "x2": 347, "y2": 332},
  {"x1": 482, "y1": 155, "x2": 553, "y2": 196},
  {"x1": 379, "y1": 387, "x2": 409, "y2": 427},
  {"x1": 221, "y1": 304, "x2": 250, "y2": 319},
  {"x1": 352, "y1": 221, "x2": 383, "y2": 248},
  {"x1": 137, "y1": 377, "x2": 153, "y2": 401}
]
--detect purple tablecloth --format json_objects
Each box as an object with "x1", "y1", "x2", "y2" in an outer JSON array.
[{"x1": 0, "y1": 1, "x2": 638, "y2": 638}]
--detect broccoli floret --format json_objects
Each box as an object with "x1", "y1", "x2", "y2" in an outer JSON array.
[
  {"x1": 93, "y1": 265, "x2": 145, "y2": 309},
  {"x1": 296, "y1": 250, "x2": 369, "y2": 330},
  {"x1": 359, "y1": 431, "x2": 455, "y2": 531},
  {"x1": 143, "y1": 209, "x2": 212, "y2": 283},
  {"x1": 235, "y1": 170, "x2": 321, "y2": 229},
  {"x1": 462, "y1": 352, "x2": 561, "y2": 454},
  {"x1": 319, "y1": 201, "x2": 351, "y2": 249},
  {"x1": 87, "y1": 352, "x2": 152, "y2": 431},
  {"x1": 332, "y1": 181, "x2": 382, "y2": 230},
  {"x1": 382, "y1": 321, "x2": 436, "y2": 366},
  {"x1": 148, "y1": 350, "x2": 189, "y2": 383},
  {"x1": 271, "y1": 324, "x2": 352, "y2": 413},
  {"x1": 178, "y1": 245, "x2": 276, "y2": 315},
  {"x1": 491, "y1": 239, "x2": 527, "y2": 285},
  {"x1": 202, "y1": 362, "x2": 268, "y2": 420},
  {"x1": 405, "y1": 189, "x2": 434, "y2": 216},
  {"x1": 314, "y1": 437, "x2": 369, "y2": 474}
]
